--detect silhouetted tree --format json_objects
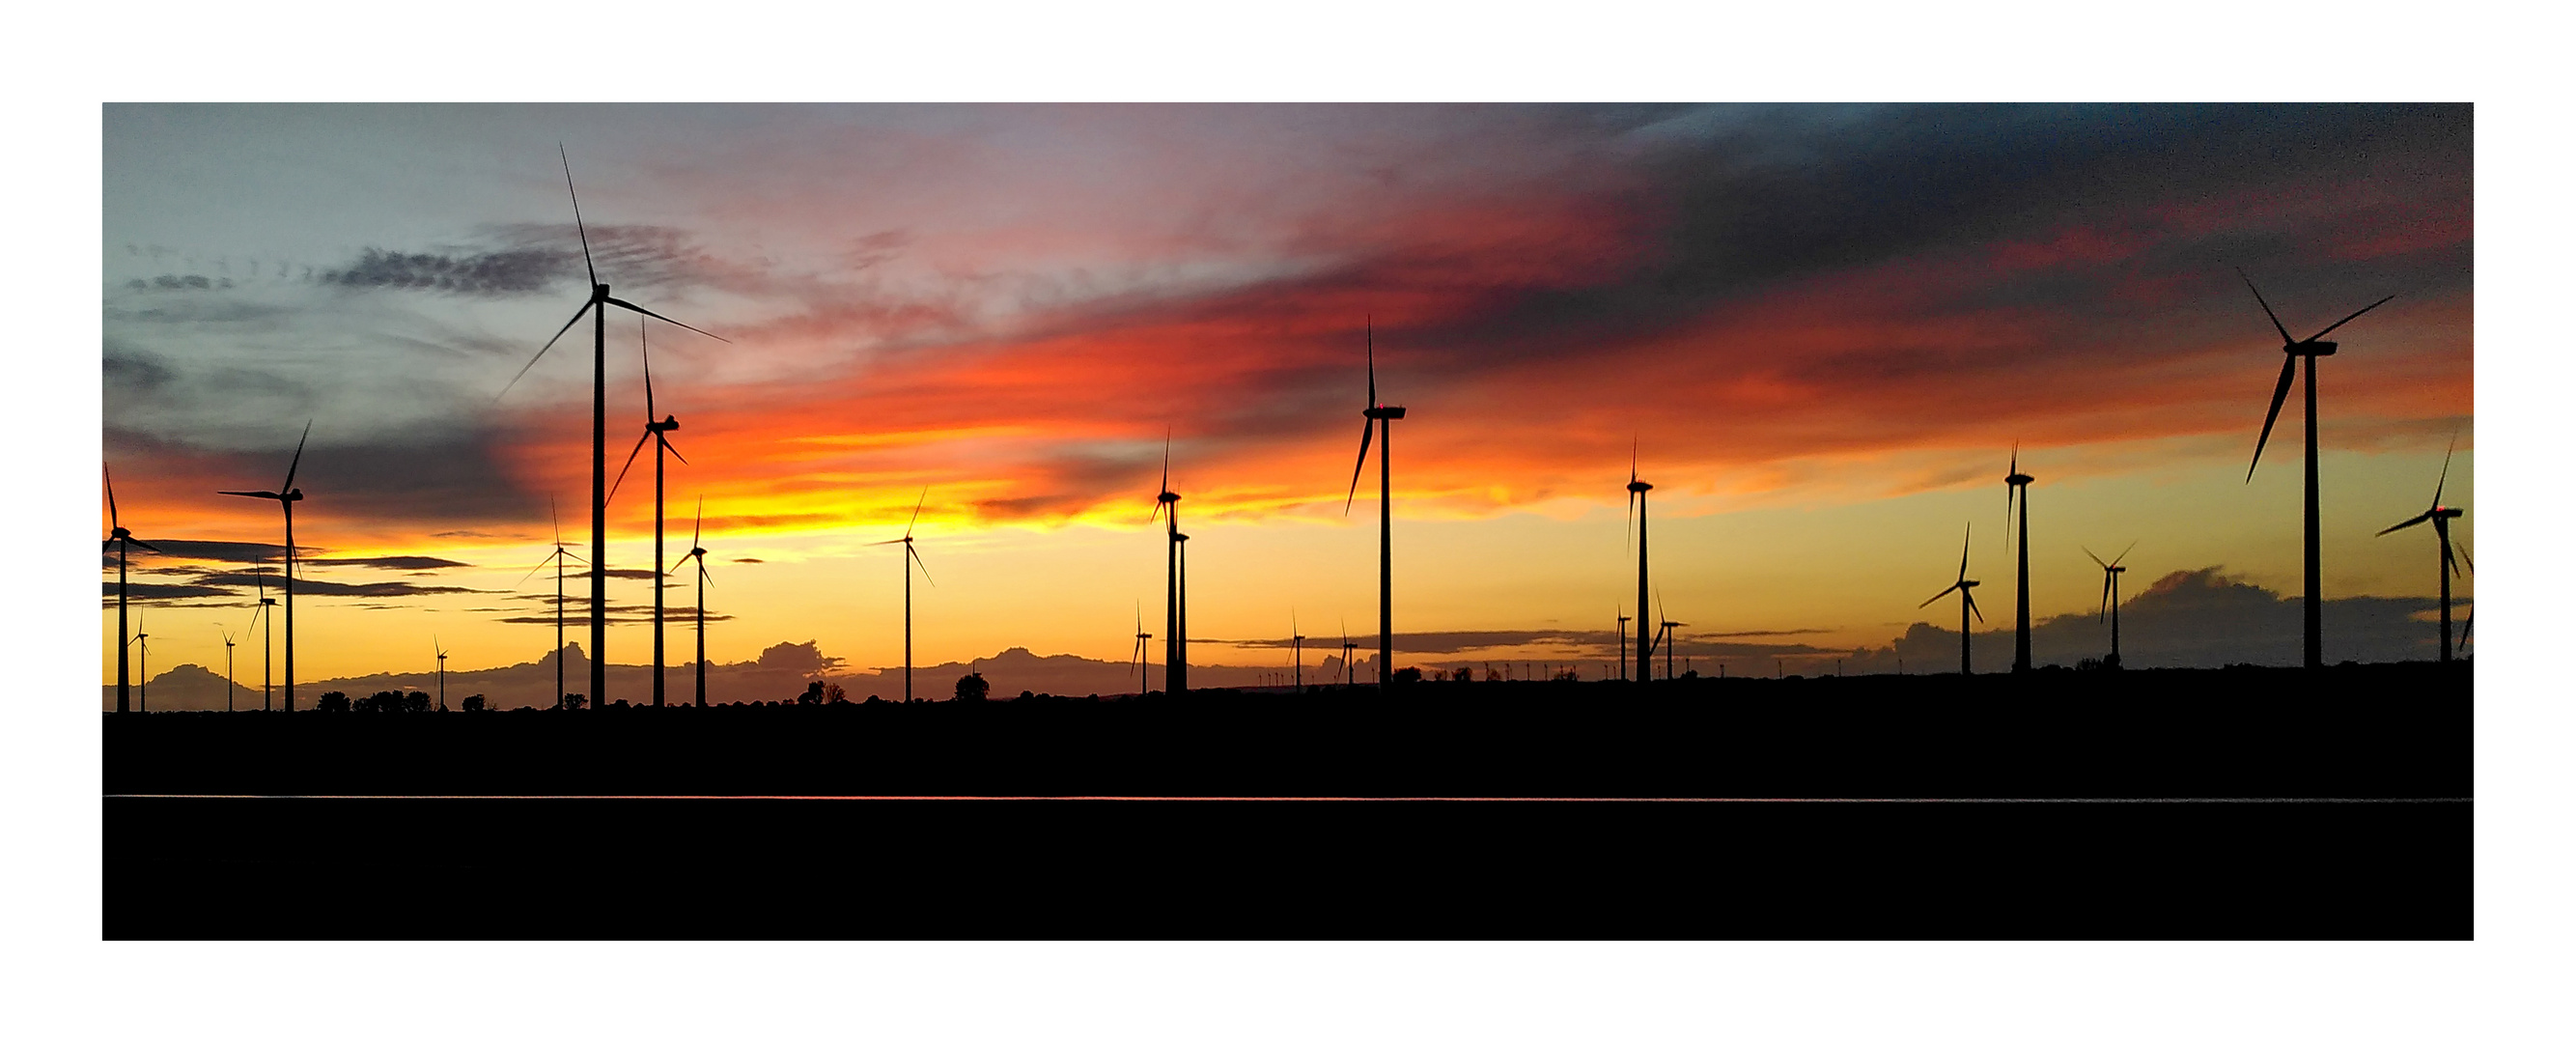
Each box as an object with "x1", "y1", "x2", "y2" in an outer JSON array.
[
  {"x1": 561, "y1": 692, "x2": 586, "y2": 711},
  {"x1": 1448, "y1": 667, "x2": 1472, "y2": 682},
  {"x1": 955, "y1": 672, "x2": 989, "y2": 702},
  {"x1": 461, "y1": 694, "x2": 488, "y2": 712},
  {"x1": 318, "y1": 691, "x2": 350, "y2": 713},
  {"x1": 826, "y1": 682, "x2": 848, "y2": 704},
  {"x1": 1390, "y1": 666, "x2": 1422, "y2": 685},
  {"x1": 798, "y1": 681, "x2": 826, "y2": 706},
  {"x1": 404, "y1": 691, "x2": 431, "y2": 714},
  {"x1": 360, "y1": 691, "x2": 404, "y2": 713}
]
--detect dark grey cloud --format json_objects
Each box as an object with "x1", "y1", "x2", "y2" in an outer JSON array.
[
  {"x1": 319, "y1": 247, "x2": 571, "y2": 296},
  {"x1": 303, "y1": 555, "x2": 474, "y2": 571},
  {"x1": 164, "y1": 422, "x2": 546, "y2": 526},
  {"x1": 731, "y1": 558, "x2": 764, "y2": 564},
  {"x1": 99, "y1": 581, "x2": 238, "y2": 603},
  {"x1": 126, "y1": 274, "x2": 231, "y2": 292},
  {"x1": 190, "y1": 572, "x2": 482, "y2": 599}
]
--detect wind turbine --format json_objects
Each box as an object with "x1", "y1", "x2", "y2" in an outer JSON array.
[
  {"x1": 1344, "y1": 319, "x2": 1407, "y2": 688},
  {"x1": 2084, "y1": 541, "x2": 2138, "y2": 668},
  {"x1": 217, "y1": 420, "x2": 311, "y2": 711},
  {"x1": 1129, "y1": 604, "x2": 1152, "y2": 698},
  {"x1": 2375, "y1": 439, "x2": 2470, "y2": 663},
  {"x1": 248, "y1": 561, "x2": 277, "y2": 711},
  {"x1": 1615, "y1": 606, "x2": 1631, "y2": 682},
  {"x1": 868, "y1": 488, "x2": 936, "y2": 703},
  {"x1": 609, "y1": 318, "x2": 689, "y2": 708},
  {"x1": 103, "y1": 464, "x2": 159, "y2": 714},
  {"x1": 517, "y1": 497, "x2": 586, "y2": 710},
  {"x1": 1655, "y1": 590, "x2": 1682, "y2": 682},
  {"x1": 2240, "y1": 268, "x2": 2395, "y2": 669},
  {"x1": 1918, "y1": 522, "x2": 1983, "y2": 676},
  {"x1": 1151, "y1": 436, "x2": 1187, "y2": 695},
  {"x1": 1340, "y1": 622, "x2": 1356, "y2": 690},
  {"x1": 496, "y1": 146, "x2": 729, "y2": 710},
  {"x1": 129, "y1": 610, "x2": 149, "y2": 712},
  {"x1": 2003, "y1": 444, "x2": 2034, "y2": 673},
  {"x1": 1627, "y1": 445, "x2": 1653, "y2": 686},
  {"x1": 433, "y1": 638, "x2": 449, "y2": 711},
  {"x1": 1291, "y1": 611, "x2": 1304, "y2": 690},
  {"x1": 671, "y1": 496, "x2": 715, "y2": 708},
  {"x1": 217, "y1": 627, "x2": 237, "y2": 712}
]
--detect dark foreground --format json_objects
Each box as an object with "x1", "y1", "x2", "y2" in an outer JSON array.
[
  {"x1": 107, "y1": 662, "x2": 2471, "y2": 798},
  {"x1": 108, "y1": 796, "x2": 2467, "y2": 938},
  {"x1": 104, "y1": 663, "x2": 2471, "y2": 938}
]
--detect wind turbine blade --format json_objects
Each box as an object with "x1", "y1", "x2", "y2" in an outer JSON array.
[
  {"x1": 1958, "y1": 522, "x2": 1973, "y2": 582},
  {"x1": 127, "y1": 538, "x2": 161, "y2": 553},
  {"x1": 661, "y1": 436, "x2": 688, "y2": 467},
  {"x1": 2099, "y1": 573, "x2": 2113, "y2": 621},
  {"x1": 1965, "y1": 589, "x2": 1984, "y2": 624},
  {"x1": 906, "y1": 486, "x2": 928, "y2": 539},
  {"x1": 2455, "y1": 544, "x2": 2473, "y2": 574},
  {"x1": 640, "y1": 315, "x2": 655, "y2": 419},
  {"x1": 217, "y1": 491, "x2": 279, "y2": 499},
  {"x1": 692, "y1": 495, "x2": 704, "y2": 547},
  {"x1": 2431, "y1": 435, "x2": 2455, "y2": 507},
  {"x1": 2306, "y1": 295, "x2": 2395, "y2": 343},
  {"x1": 2112, "y1": 540, "x2": 2137, "y2": 567},
  {"x1": 606, "y1": 430, "x2": 654, "y2": 505},
  {"x1": 104, "y1": 463, "x2": 120, "y2": 531},
  {"x1": 2084, "y1": 546, "x2": 2108, "y2": 569},
  {"x1": 2376, "y1": 513, "x2": 2431, "y2": 537},
  {"x1": 1365, "y1": 316, "x2": 1376, "y2": 407},
  {"x1": 2442, "y1": 533, "x2": 2460, "y2": 577},
  {"x1": 551, "y1": 494, "x2": 564, "y2": 548},
  {"x1": 281, "y1": 419, "x2": 313, "y2": 493},
  {"x1": 1343, "y1": 419, "x2": 1374, "y2": 514},
  {"x1": 561, "y1": 144, "x2": 597, "y2": 287},
  {"x1": 1918, "y1": 584, "x2": 1959, "y2": 609},
  {"x1": 2248, "y1": 354, "x2": 2297, "y2": 481},
  {"x1": 866, "y1": 537, "x2": 910, "y2": 546},
  {"x1": 498, "y1": 300, "x2": 597, "y2": 402},
  {"x1": 2238, "y1": 268, "x2": 2294, "y2": 347},
  {"x1": 604, "y1": 297, "x2": 729, "y2": 343},
  {"x1": 910, "y1": 543, "x2": 936, "y2": 587},
  {"x1": 697, "y1": 558, "x2": 715, "y2": 589},
  {"x1": 517, "y1": 555, "x2": 556, "y2": 589}
]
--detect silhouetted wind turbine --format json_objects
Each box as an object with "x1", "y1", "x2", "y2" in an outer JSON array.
[
  {"x1": 1919, "y1": 523, "x2": 1983, "y2": 676},
  {"x1": 1340, "y1": 621, "x2": 1356, "y2": 690},
  {"x1": 1151, "y1": 435, "x2": 1187, "y2": 695},
  {"x1": 1615, "y1": 606, "x2": 1631, "y2": 682},
  {"x1": 248, "y1": 561, "x2": 276, "y2": 711},
  {"x1": 130, "y1": 614, "x2": 151, "y2": 712},
  {"x1": 2003, "y1": 444, "x2": 2034, "y2": 673},
  {"x1": 2240, "y1": 268, "x2": 2394, "y2": 670},
  {"x1": 517, "y1": 497, "x2": 586, "y2": 710},
  {"x1": 1655, "y1": 590, "x2": 1682, "y2": 682},
  {"x1": 671, "y1": 496, "x2": 715, "y2": 708},
  {"x1": 431, "y1": 637, "x2": 449, "y2": 711},
  {"x1": 103, "y1": 464, "x2": 159, "y2": 714},
  {"x1": 2376, "y1": 439, "x2": 2470, "y2": 663},
  {"x1": 869, "y1": 488, "x2": 936, "y2": 703},
  {"x1": 497, "y1": 147, "x2": 729, "y2": 710},
  {"x1": 217, "y1": 420, "x2": 311, "y2": 711},
  {"x1": 609, "y1": 318, "x2": 689, "y2": 708},
  {"x1": 217, "y1": 626, "x2": 237, "y2": 712},
  {"x1": 1291, "y1": 610, "x2": 1304, "y2": 690},
  {"x1": 2084, "y1": 541, "x2": 2137, "y2": 668},
  {"x1": 1627, "y1": 446, "x2": 1653, "y2": 686},
  {"x1": 1344, "y1": 319, "x2": 1406, "y2": 688},
  {"x1": 1130, "y1": 604, "x2": 1151, "y2": 698}
]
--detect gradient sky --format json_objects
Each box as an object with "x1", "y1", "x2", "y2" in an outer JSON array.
[{"x1": 100, "y1": 103, "x2": 2473, "y2": 684}]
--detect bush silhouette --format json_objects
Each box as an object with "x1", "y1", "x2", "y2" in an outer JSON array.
[
  {"x1": 955, "y1": 672, "x2": 990, "y2": 702},
  {"x1": 1390, "y1": 666, "x2": 1423, "y2": 685},
  {"x1": 798, "y1": 681, "x2": 826, "y2": 706},
  {"x1": 404, "y1": 691, "x2": 431, "y2": 714},
  {"x1": 461, "y1": 694, "x2": 488, "y2": 712},
  {"x1": 561, "y1": 692, "x2": 586, "y2": 711},
  {"x1": 317, "y1": 691, "x2": 350, "y2": 713}
]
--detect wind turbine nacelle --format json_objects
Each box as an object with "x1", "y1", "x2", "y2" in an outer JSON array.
[
  {"x1": 285, "y1": 490, "x2": 304, "y2": 501},
  {"x1": 2433, "y1": 507, "x2": 2463, "y2": 520},
  {"x1": 2292, "y1": 341, "x2": 2339, "y2": 356},
  {"x1": 1960, "y1": 579, "x2": 1981, "y2": 588},
  {"x1": 1366, "y1": 406, "x2": 1407, "y2": 420},
  {"x1": 1627, "y1": 481, "x2": 1653, "y2": 493}
]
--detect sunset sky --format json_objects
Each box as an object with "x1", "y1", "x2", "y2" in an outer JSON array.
[{"x1": 100, "y1": 103, "x2": 2473, "y2": 685}]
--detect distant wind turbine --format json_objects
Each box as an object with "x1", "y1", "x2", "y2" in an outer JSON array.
[
  {"x1": 1615, "y1": 606, "x2": 1631, "y2": 682},
  {"x1": 248, "y1": 561, "x2": 277, "y2": 711},
  {"x1": 1291, "y1": 611, "x2": 1304, "y2": 690},
  {"x1": 217, "y1": 626, "x2": 237, "y2": 712},
  {"x1": 517, "y1": 497, "x2": 586, "y2": 710},
  {"x1": 2239, "y1": 268, "x2": 2394, "y2": 669},
  {"x1": 2084, "y1": 542, "x2": 2138, "y2": 668},
  {"x1": 1130, "y1": 604, "x2": 1152, "y2": 698},
  {"x1": 2375, "y1": 438, "x2": 2470, "y2": 663},
  {"x1": 130, "y1": 611, "x2": 150, "y2": 712},
  {"x1": 1340, "y1": 621, "x2": 1356, "y2": 690},
  {"x1": 433, "y1": 637, "x2": 449, "y2": 712},
  {"x1": 608, "y1": 318, "x2": 690, "y2": 708},
  {"x1": 216, "y1": 420, "x2": 312, "y2": 711},
  {"x1": 103, "y1": 464, "x2": 159, "y2": 714},
  {"x1": 1919, "y1": 523, "x2": 1983, "y2": 676},
  {"x1": 2003, "y1": 444, "x2": 2034, "y2": 673},
  {"x1": 497, "y1": 146, "x2": 729, "y2": 710},
  {"x1": 1151, "y1": 435, "x2": 1188, "y2": 695},
  {"x1": 1655, "y1": 589, "x2": 1682, "y2": 682},
  {"x1": 671, "y1": 496, "x2": 716, "y2": 708},
  {"x1": 868, "y1": 488, "x2": 936, "y2": 703},
  {"x1": 1344, "y1": 319, "x2": 1407, "y2": 687}
]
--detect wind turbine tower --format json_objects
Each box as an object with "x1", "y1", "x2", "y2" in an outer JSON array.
[
  {"x1": 216, "y1": 420, "x2": 311, "y2": 711},
  {"x1": 1345, "y1": 320, "x2": 1406, "y2": 687},
  {"x1": 2086, "y1": 542, "x2": 2136, "y2": 668},
  {"x1": 869, "y1": 489, "x2": 936, "y2": 702},
  {"x1": 2239, "y1": 268, "x2": 2394, "y2": 669},
  {"x1": 1919, "y1": 523, "x2": 1983, "y2": 676},
  {"x1": 2005, "y1": 445, "x2": 2034, "y2": 672},
  {"x1": 2376, "y1": 439, "x2": 2470, "y2": 663},
  {"x1": 1628, "y1": 448, "x2": 1653, "y2": 686},
  {"x1": 103, "y1": 464, "x2": 159, "y2": 714}
]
